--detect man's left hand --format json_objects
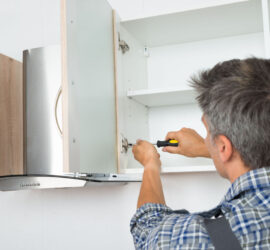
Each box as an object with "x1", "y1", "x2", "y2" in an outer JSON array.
[{"x1": 132, "y1": 140, "x2": 161, "y2": 171}]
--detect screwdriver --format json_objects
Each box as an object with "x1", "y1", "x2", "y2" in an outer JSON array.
[
  {"x1": 155, "y1": 139, "x2": 179, "y2": 148},
  {"x1": 128, "y1": 139, "x2": 179, "y2": 148}
]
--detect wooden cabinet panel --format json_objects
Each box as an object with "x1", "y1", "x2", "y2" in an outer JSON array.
[{"x1": 0, "y1": 54, "x2": 23, "y2": 176}]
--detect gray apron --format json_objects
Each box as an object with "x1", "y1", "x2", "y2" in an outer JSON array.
[
  {"x1": 204, "y1": 215, "x2": 242, "y2": 250},
  {"x1": 173, "y1": 209, "x2": 242, "y2": 250}
]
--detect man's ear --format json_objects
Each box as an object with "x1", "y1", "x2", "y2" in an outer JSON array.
[{"x1": 214, "y1": 135, "x2": 233, "y2": 163}]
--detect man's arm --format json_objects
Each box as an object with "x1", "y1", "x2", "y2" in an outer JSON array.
[
  {"x1": 132, "y1": 140, "x2": 165, "y2": 208},
  {"x1": 137, "y1": 166, "x2": 165, "y2": 208},
  {"x1": 130, "y1": 129, "x2": 211, "y2": 248},
  {"x1": 132, "y1": 129, "x2": 210, "y2": 208}
]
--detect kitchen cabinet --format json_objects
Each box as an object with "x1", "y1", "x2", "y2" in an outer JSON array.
[{"x1": 61, "y1": 0, "x2": 270, "y2": 176}]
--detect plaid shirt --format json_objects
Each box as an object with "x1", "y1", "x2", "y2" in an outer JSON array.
[{"x1": 130, "y1": 167, "x2": 270, "y2": 249}]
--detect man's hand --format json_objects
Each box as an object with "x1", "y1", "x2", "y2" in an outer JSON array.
[
  {"x1": 132, "y1": 140, "x2": 161, "y2": 171},
  {"x1": 132, "y1": 140, "x2": 165, "y2": 208},
  {"x1": 163, "y1": 128, "x2": 210, "y2": 158}
]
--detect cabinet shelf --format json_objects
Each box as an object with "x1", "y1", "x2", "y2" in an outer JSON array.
[
  {"x1": 122, "y1": 0, "x2": 262, "y2": 47},
  {"x1": 127, "y1": 88, "x2": 197, "y2": 107},
  {"x1": 123, "y1": 165, "x2": 216, "y2": 174}
]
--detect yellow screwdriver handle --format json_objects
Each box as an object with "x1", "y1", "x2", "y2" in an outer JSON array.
[{"x1": 156, "y1": 139, "x2": 179, "y2": 148}]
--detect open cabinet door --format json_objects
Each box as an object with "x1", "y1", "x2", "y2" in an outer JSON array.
[{"x1": 61, "y1": 0, "x2": 118, "y2": 174}]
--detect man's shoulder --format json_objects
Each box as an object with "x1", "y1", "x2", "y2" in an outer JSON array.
[{"x1": 224, "y1": 191, "x2": 270, "y2": 238}]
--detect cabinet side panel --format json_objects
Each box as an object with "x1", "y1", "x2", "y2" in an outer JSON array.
[
  {"x1": 115, "y1": 22, "x2": 149, "y2": 171},
  {"x1": 147, "y1": 33, "x2": 265, "y2": 90},
  {"x1": 65, "y1": 0, "x2": 117, "y2": 174},
  {"x1": 0, "y1": 54, "x2": 23, "y2": 175}
]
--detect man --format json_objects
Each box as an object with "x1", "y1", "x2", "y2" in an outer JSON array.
[{"x1": 130, "y1": 58, "x2": 270, "y2": 249}]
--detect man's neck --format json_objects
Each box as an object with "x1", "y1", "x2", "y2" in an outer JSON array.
[{"x1": 227, "y1": 161, "x2": 251, "y2": 183}]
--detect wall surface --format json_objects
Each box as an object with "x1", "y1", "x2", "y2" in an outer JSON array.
[
  {"x1": 0, "y1": 173, "x2": 229, "y2": 250},
  {"x1": 0, "y1": 0, "x2": 230, "y2": 249},
  {"x1": 0, "y1": 0, "x2": 60, "y2": 61}
]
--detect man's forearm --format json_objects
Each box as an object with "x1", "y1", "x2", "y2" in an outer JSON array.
[{"x1": 137, "y1": 166, "x2": 166, "y2": 208}]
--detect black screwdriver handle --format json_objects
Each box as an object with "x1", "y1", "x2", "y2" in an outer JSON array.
[{"x1": 156, "y1": 140, "x2": 179, "y2": 148}]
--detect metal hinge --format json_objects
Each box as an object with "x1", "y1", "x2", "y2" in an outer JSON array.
[
  {"x1": 118, "y1": 32, "x2": 130, "y2": 54},
  {"x1": 121, "y1": 135, "x2": 129, "y2": 154}
]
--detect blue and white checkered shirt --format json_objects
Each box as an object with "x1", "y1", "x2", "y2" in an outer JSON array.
[{"x1": 130, "y1": 167, "x2": 270, "y2": 249}]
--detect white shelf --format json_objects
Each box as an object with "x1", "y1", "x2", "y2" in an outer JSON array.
[
  {"x1": 122, "y1": 165, "x2": 216, "y2": 174},
  {"x1": 121, "y1": 0, "x2": 262, "y2": 47},
  {"x1": 127, "y1": 88, "x2": 197, "y2": 107}
]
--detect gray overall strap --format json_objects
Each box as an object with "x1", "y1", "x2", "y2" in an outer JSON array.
[{"x1": 204, "y1": 216, "x2": 242, "y2": 250}]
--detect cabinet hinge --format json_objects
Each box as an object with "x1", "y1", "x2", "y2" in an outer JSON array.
[
  {"x1": 121, "y1": 136, "x2": 129, "y2": 153},
  {"x1": 118, "y1": 32, "x2": 130, "y2": 54}
]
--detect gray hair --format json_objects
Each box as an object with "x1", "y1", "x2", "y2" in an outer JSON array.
[{"x1": 190, "y1": 58, "x2": 270, "y2": 169}]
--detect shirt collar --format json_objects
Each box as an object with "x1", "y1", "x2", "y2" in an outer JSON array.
[{"x1": 222, "y1": 167, "x2": 270, "y2": 203}]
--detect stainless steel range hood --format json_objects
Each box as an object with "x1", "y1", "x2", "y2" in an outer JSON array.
[
  {"x1": 0, "y1": 174, "x2": 139, "y2": 191},
  {"x1": 0, "y1": 46, "x2": 140, "y2": 191}
]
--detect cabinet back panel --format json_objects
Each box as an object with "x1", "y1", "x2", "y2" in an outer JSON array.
[
  {"x1": 147, "y1": 32, "x2": 265, "y2": 90},
  {"x1": 149, "y1": 104, "x2": 213, "y2": 168}
]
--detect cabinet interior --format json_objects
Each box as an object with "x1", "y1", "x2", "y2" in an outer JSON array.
[{"x1": 115, "y1": 0, "x2": 268, "y2": 174}]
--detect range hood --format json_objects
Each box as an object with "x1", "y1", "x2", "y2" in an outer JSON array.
[
  {"x1": 0, "y1": 174, "x2": 138, "y2": 191},
  {"x1": 0, "y1": 46, "x2": 139, "y2": 191}
]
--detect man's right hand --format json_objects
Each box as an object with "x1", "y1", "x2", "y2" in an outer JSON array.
[{"x1": 162, "y1": 128, "x2": 211, "y2": 158}]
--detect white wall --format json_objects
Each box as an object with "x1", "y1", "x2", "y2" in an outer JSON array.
[
  {"x1": 0, "y1": 0, "x2": 230, "y2": 249},
  {"x1": 0, "y1": 0, "x2": 60, "y2": 61},
  {"x1": 0, "y1": 173, "x2": 229, "y2": 250}
]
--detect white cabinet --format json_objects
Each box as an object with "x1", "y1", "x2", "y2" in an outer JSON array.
[{"x1": 61, "y1": 0, "x2": 270, "y2": 176}]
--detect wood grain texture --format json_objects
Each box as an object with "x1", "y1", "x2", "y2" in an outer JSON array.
[{"x1": 0, "y1": 54, "x2": 23, "y2": 175}]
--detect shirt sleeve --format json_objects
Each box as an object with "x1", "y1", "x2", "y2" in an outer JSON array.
[
  {"x1": 130, "y1": 203, "x2": 175, "y2": 249},
  {"x1": 130, "y1": 203, "x2": 215, "y2": 249}
]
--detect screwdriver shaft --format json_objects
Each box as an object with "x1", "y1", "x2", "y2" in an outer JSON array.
[{"x1": 128, "y1": 140, "x2": 178, "y2": 148}]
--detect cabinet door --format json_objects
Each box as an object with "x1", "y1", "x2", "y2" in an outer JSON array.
[{"x1": 61, "y1": 0, "x2": 118, "y2": 174}]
